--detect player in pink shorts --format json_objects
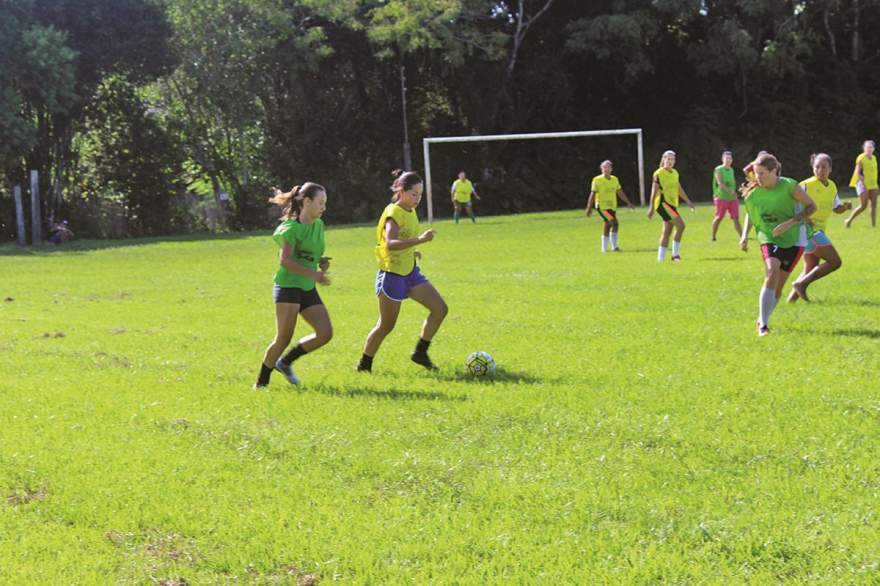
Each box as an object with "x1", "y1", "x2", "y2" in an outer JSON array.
[{"x1": 711, "y1": 150, "x2": 743, "y2": 241}]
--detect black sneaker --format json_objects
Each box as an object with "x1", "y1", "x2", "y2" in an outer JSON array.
[
  {"x1": 356, "y1": 361, "x2": 372, "y2": 373},
  {"x1": 411, "y1": 351, "x2": 438, "y2": 370}
]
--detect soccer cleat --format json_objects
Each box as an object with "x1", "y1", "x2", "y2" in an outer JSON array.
[
  {"x1": 274, "y1": 359, "x2": 300, "y2": 386},
  {"x1": 356, "y1": 363, "x2": 372, "y2": 373},
  {"x1": 612, "y1": 247, "x2": 621, "y2": 252},
  {"x1": 757, "y1": 321, "x2": 770, "y2": 337},
  {"x1": 671, "y1": 255, "x2": 682, "y2": 262},
  {"x1": 411, "y1": 351, "x2": 438, "y2": 371}
]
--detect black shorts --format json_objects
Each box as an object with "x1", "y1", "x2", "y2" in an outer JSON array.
[
  {"x1": 596, "y1": 207, "x2": 617, "y2": 223},
  {"x1": 760, "y1": 244, "x2": 804, "y2": 273},
  {"x1": 273, "y1": 285, "x2": 323, "y2": 309},
  {"x1": 656, "y1": 201, "x2": 681, "y2": 222}
]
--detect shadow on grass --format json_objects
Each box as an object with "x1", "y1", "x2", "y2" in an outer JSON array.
[
  {"x1": 429, "y1": 369, "x2": 544, "y2": 385},
  {"x1": 701, "y1": 256, "x2": 749, "y2": 262},
  {"x1": 307, "y1": 383, "x2": 467, "y2": 402},
  {"x1": 830, "y1": 328, "x2": 880, "y2": 339},
  {"x1": 0, "y1": 231, "x2": 260, "y2": 257}
]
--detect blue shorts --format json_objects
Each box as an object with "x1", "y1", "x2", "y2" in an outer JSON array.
[
  {"x1": 375, "y1": 267, "x2": 429, "y2": 301},
  {"x1": 806, "y1": 230, "x2": 832, "y2": 254}
]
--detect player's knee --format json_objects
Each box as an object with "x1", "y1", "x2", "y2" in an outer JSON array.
[
  {"x1": 435, "y1": 300, "x2": 449, "y2": 320},
  {"x1": 377, "y1": 318, "x2": 397, "y2": 334},
  {"x1": 274, "y1": 334, "x2": 293, "y2": 348},
  {"x1": 828, "y1": 257, "x2": 842, "y2": 271},
  {"x1": 318, "y1": 325, "x2": 334, "y2": 344}
]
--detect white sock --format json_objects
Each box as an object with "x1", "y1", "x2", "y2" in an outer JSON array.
[
  {"x1": 759, "y1": 286, "x2": 777, "y2": 327},
  {"x1": 672, "y1": 240, "x2": 681, "y2": 256},
  {"x1": 610, "y1": 232, "x2": 618, "y2": 250},
  {"x1": 601, "y1": 236, "x2": 608, "y2": 252},
  {"x1": 658, "y1": 246, "x2": 667, "y2": 262}
]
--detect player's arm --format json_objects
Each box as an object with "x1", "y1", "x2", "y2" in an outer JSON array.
[
  {"x1": 450, "y1": 182, "x2": 457, "y2": 202},
  {"x1": 471, "y1": 184, "x2": 480, "y2": 200},
  {"x1": 771, "y1": 186, "x2": 816, "y2": 237},
  {"x1": 739, "y1": 213, "x2": 750, "y2": 251},
  {"x1": 279, "y1": 241, "x2": 330, "y2": 284},
  {"x1": 585, "y1": 191, "x2": 596, "y2": 216},
  {"x1": 647, "y1": 180, "x2": 659, "y2": 218},
  {"x1": 716, "y1": 171, "x2": 736, "y2": 198},
  {"x1": 833, "y1": 194, "x2": 852, "y2": 213},
  {"x1": 855, "y1": 161, "x2": 864, "y2": 180},
  {"x1": 617, "y1": 189, "x2": 634, "y2": 209},
  {"x1": 385, "y1": 218, "x2": 434, "y2": 250},
  {"x1": 678, "y1": 183, "x2": 696, "y2": 210}
]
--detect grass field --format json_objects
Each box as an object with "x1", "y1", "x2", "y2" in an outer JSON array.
[{"x1": 2, "y1": 206, "x2": 879, "y2": 584}]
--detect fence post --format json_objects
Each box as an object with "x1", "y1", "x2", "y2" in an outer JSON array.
[
  {"x1": 13, "y1": 185, "x2": 26, "y2": 246},
  {"x1": 30, "y1": 170, "x2": 42, "y2": 244}
]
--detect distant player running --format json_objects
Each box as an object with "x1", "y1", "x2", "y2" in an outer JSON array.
[
  {"x1": 647, "y1": 150, "x2": 695, "y2": 262},
  {"x1": 358, "y1": 170, "x2": 449, "y2": 373},
  {"x1": 739, "y1": 153, "x2": 816, "y2": 336},
  {"x1": 788, "y1": 153, "x2": 851, "y2": 302},
  {"x1": 585, "y1": 160, "x2": 634, "y2": 252},
  {"x1": 255, "y1": 183, "x2": 333, "y2": 389},
  {"x1": 451, "y1": 171, "x2": 480, "y2": 224},
  {"x1": 844, "y1": 140, "x2": 878, "y2": 228},
  {"x1": 711, "y1": 150, "x2": 742, "y2": 241}
]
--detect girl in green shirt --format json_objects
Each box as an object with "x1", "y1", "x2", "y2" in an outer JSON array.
[
  {"x1": 255, "y1": 182, "x2": 333, "y2": 388},
  {"x1": 739, "y1": 154, "x2": 816, "y2": 336}
]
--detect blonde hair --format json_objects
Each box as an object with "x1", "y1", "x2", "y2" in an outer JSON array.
[{"x1": 742, "y1": 153, "x2": 780, "y2": 199}]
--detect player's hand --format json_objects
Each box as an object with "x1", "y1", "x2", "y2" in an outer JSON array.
[
  {"x1": 314, "y1": 270, "x2": 331, "y2": 286},
  {"x1": 689, "y1": 204, "x2": 696, "y2": 212},
  {"x1": 414, "y1": 251, "x2": 422, "y2": 260},
  {"x1": 647, "y1": 209, "x2": 654, "y2": 220},
  {"x1": 739, "y1": 238, "x2": 748, "y2": 252},
  {"x1": 585, "y1": 208, "x2": 593, "y2": 217},
  {"x1": 319, "y1": 256, "x2": 331, "y2": 271},
  {"x1": 628, "y1": 203, "x2": 635, "y2": 210},
  {"x1": 418, "y1": 229, "x2": 436, "y2": 243}
]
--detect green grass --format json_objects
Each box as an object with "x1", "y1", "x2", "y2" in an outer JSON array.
[{"x1": 1, "y1": 206, "x2": 879, "y2": 584}]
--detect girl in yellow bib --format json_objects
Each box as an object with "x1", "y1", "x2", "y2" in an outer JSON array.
[
  {"x1": 844, "y1": 140, "x2": 878, "y2": 228},
  {"x1": 788, "y1": 153, "x2": 851, "y2": 303},
  {"x1": 585, "y1": 160, "x2": 634, "y2": 252},
  {"x1": 647, "y1": 150, "x2": 696, "y2": 261},
  {"x1": 358, "y1": 170, "x2": 448, "y2": 373},
  {"x1": 450, "y1": 170, "x2": 480, "y2": 224}
]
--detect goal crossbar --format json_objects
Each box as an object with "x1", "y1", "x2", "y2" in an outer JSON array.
[{"x1": 422, "y1": 128, "x2": 645, "y2": 223}]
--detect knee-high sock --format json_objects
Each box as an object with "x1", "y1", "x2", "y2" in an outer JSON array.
[
  {"x1": 759, "y1": 286, "x2": 777, "y2": 327},
  {"x1": 610, "y1": 232, "x2": 618, "y2": 250}
]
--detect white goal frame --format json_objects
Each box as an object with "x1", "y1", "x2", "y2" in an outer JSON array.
[{"x1": 422, "y1": 128, "x2": 645, "y2": 223}]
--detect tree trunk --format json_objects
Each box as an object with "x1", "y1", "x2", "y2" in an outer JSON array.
[{"x1": 851, "y1": 0, "x2": 860, "y2": 61}]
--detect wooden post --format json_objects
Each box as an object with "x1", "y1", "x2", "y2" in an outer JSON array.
[
  {"x1": 30, "y1": 170, "x2": 41, "y2": 244},
  {"x1": 13, "y1": 185, "x2": 26, "y2": 246}
]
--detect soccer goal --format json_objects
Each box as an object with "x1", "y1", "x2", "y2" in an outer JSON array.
[{"x1": 422, "y1": 128, "x2": 645, "y2": 223}]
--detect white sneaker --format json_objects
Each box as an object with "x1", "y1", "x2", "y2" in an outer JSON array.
[{"x1": 274, "y1": 359, "x2": 300, "y2": 385}]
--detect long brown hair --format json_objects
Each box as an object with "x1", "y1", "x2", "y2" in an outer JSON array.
[
  {"x1": 390, "y1": 169, "x2": 423, "y2": 202},
  {"x1": 269, "y1": 182, "x2": 325, "y2": 220},
  {"x1": 741, "y1": 153, "x2": 780, "y2": 199}
]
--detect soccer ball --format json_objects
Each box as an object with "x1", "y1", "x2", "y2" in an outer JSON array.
[{"x1": 465, "y1": 351, "x2": 496, "y2": 377}]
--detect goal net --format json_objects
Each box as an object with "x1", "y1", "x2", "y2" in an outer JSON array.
[{"x1": 422, "y1": 129, "x2": 645, "y2": 223}]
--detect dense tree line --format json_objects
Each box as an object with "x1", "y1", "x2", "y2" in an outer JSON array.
[{"x1": 2, "y1": 0, "x2": 879, "y2": 240}]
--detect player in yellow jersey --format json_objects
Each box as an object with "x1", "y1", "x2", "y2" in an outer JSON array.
[
  {"x1": 357, "y1": 170, "x2": 448, "y2": 373},
  {"x1": 844, "y1": 140, "x2": 878, "y2": 228},
  {"x1": 788, "y1": 154, "x2": 851, "y2": 302},
  {"x1": 450, "y1": 170, "x2": 481, "y2": 224},
  {"x1": 585, "y1": 160, "x2": 634, "y2": 252},
  {"x1": 647, "y1": 150, "x2": 696, "y2": 261}
]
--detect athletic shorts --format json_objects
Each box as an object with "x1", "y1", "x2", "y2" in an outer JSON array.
[
  {"x1": 805, "y1": 230, "x2": 833, "y2": 254},
  {"x1": 453, "y1": 199, "x2": 472, "y2": 207},
  {"x1": 713, "y1": 198, "x2": 740, "y2": 219},
  {"x1": 760, "y1": 244, "x2": 804, "y2": 273},
  {"x1": 656, "y1": 201, "x2": 680, "y2": 222},
  {"x1": 273, "y1": 285, "x2": 323, "y2": 309},
  {"x1": 375, "y1": 266, "x2": 429, "y2": 301},
  {"x1": 596, "y1": 207, "x2": 617, "y2": 223}
]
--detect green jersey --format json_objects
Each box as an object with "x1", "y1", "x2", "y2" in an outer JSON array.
[
  {"x1": 272, "y1": 218, "x2": 325, "y2": 290},
  {"x1": 713, "y1": 165, "x2": 736, "y2": 201},
  {"x1": 744, "y1": 177, "x2": 803, "y2": 248}
]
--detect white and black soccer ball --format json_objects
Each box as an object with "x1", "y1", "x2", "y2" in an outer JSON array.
[{"x1": 465, "y1": 351, "x2": 496, "y2": 377}]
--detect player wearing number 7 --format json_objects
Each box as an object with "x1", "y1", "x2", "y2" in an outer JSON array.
[
  {"x1": 739, "y1": 153, "x2": 816, "y2": 336},
  {"x1": 585, "y1": 160, "x2": 634, "y2": 252}
]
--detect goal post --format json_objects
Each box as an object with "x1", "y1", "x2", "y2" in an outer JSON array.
[{"x1": 422, "y1": 128, "x2": 645, "y2": 223}]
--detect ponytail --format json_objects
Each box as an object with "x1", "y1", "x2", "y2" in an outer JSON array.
[
  {"x1": 390, "y1": 169, "x2": 423, "y2": 202},
  {"x1": 268, "y1": 182, "x2": 325, "y2": 220}
]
